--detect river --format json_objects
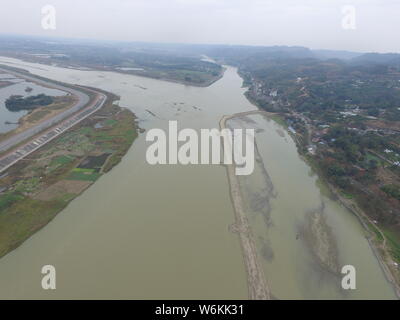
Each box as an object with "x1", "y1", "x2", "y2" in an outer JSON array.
[
  {"x1": 0, "y1": 56, "x2": 396, "y2": 299},
  {"x1": 0, "y1": 73, "x2": 67, "y2": 133}
]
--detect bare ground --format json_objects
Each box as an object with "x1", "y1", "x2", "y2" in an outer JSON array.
[
  {"x1": 220, "y1": 112, "x2": 271, "y2": 300},
  {"x1": 34, "y1": 180, "x2": 91, "y2": 201}
]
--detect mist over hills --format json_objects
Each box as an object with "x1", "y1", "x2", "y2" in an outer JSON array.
[{"x1": 1, "y1": 34, "x2": 400, "y2": 69}]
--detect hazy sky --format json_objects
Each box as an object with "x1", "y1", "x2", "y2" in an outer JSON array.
[{"x1": 1, "y1": 0, "x2": 399, "y2": 53}]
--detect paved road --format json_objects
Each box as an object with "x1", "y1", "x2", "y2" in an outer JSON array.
[
  {"x1": 0, "y1": 93, "x2": 106, "y2": 174},
  {"x1": 0, "y1": 67, "x2": 90, "y2": 152}
]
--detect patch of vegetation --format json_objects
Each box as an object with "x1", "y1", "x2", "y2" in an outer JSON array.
[
  {"x1": 0, "y1": 196, "x2": 67, "y2": 257},
  {"x1": 67, "y1": 168, "x2": 100, "y2": 181},
  {"x1": 342, "y1": 192, "x2": 354, "y2": 199},
  {"x1": 5, "y1": 93, "x2": 53, "y2": 111},
  {"x1": 104, "y1": 119, "x2": 118, "y2": 126},
  {"x1": 269, "y1": 114, "x2": 287, "y2": 128},
  {"x1": 0, "y1": 91, "x2": 139, "y2": 258},
  {"x1": 77, "y1": 154, "x2": 110, "y2": 171},
  {"x1": 383, "y1": 229, "x2": 400, "y2": 263},
  {"x1": 381, "y1": 184, "x2": 400, "y2": 201},
  {"x1": 0, "y1": 192, "x2": 23, "y2": 211},
  {"x1": 26, "y1": 109, "x2": 51, "y2": 122},
  {"x1": 56, "y1": 193, "x2": 77, "y2": 202},
  {"x1": 14, "y1": 177, "x2": 40, "y2": 193},
  {"x1": 51, "y1": 155, "x2": 74, "y2": 166}
]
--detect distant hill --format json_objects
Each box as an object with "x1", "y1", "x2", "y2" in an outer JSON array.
[
  {"x1": 1, "y1": 34, "x2": 400, "y2": 69},
  {"x1": 202, "y1": 45, "x2": 314, "y2": 66},
  {"x1": 350, "y1": 53, "x2": 400, "y2": 65},
  {"x1": 312, "y1": 49, "x2": 362, "y2": 60}
]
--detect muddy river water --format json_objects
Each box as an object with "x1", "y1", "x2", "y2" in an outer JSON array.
[{"x1": 0, "y1": 56, "x2": 396, "y2": 299}]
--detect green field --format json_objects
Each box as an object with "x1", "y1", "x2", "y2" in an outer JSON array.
[
  {"x1": 50, "y1": 155, "x2": 74, "y2": 166},
  {"x1": 0, "y1": 96, "x2": 139, "y2": 259},
  {"x1": 383, "y1": 229, "x2": 400, "y2": 263},
  {"x1": 67, "y1": 168, "x2": 101, "y2": 181}
]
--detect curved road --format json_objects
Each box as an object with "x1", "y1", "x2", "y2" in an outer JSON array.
[
  {"x1": 0, "y1": 67, "x2": 90, "y2": 152},
  {"x1": 0, "y1": 93, "x2": 106, "y2": 174}
]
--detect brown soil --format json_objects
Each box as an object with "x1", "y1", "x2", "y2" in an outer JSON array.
[
  {"x1": 376, "y1": 167, "x2": 400, "y2": 186},
  {"x1": 18, "y1": 95, "x2": 77, "y2": 130},
  {"x1": 367, "y1": 120, "x2": 400, "y2": 131},
  {"x1": 34, "y1": 180, "x2": 91, "y2": 201}
]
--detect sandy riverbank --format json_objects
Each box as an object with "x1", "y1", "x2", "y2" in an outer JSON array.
[
  {"x1": 220, "y1": 111, "x2": 271, "y2": 300},
  {"x1": 221, "y1": 108, "x2": 400, "y2": 299}
]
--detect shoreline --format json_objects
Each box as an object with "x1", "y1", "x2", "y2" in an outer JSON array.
[
  {"x1": 234, "y1": 104, "x2": 400, "y2": 298},
  {"x1": 235, "y1": 66, "x2": 400, "y2": 297},
  {"x1": 222, "y1": 107, "x2": 400, "y2": 299},
  {"x1": 109, "y1": 66, "x2": 227, "y2": 88},
  {"x1": 0, "y1": 89, "x2": 139, "y2": 259},
  {"x1": 315, "y1": 166, "x2": 400, "y2": 299},
  {"x1": 220, "y1": 112, "x2": 271, "y2": 300},
  {"x1": 0, "y1": 54, "x2": 226, "y2": 88},
  {"x1": 0, "y1": 64, "x2": 97, "y2": 150}
]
